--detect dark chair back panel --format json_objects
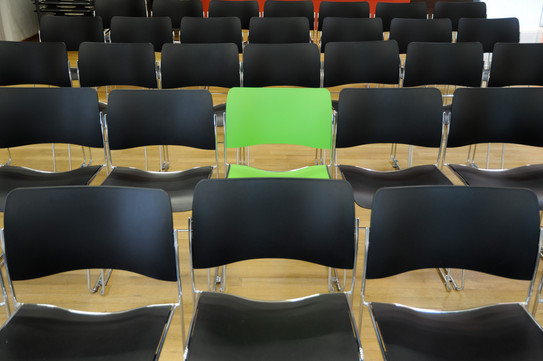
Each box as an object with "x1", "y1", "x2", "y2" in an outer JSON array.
[
  {"x1": 374, "y1": 2, "x2": 428, "y2": 32},
  {"x1": 389, "y1": 18, "x2": 452, "y2": 54},
  {"x1": 152, "y1": 0, "x2": 203, "y2": 28},
  {"x1": 191, "y1": 179, "x2": 356, "y2": 269},
  {"x1": 248, "y1": 17, "x2": 310, "y2": 43},
  {"x1": 110, "y1": 16, "x2": 173, "y2": 51},
  {"x1": 487, "y1": 43, "x2": 543, "y2": 87},
  {"x1": 94, "y1": 0, "x2": 148, "y2": 28},
  {"x1": 317, "y1": 1, "x2": 370, "y2": 30},
  {"x1": 39, "y1": 15, "x2": 104, "y2": 51},
  {"x1": 433, "y1": 1, "x2": 487, "y2": 31},
  {"x1": 180, "y1": 17, "x2": 243, "y2": 52},
  {"x1": 457, "y1": 17, "x2": 519, "y2": 53},
  {"x1": 367, "y1": 186, "x2": 540, "y2": 280},
  {"x1": 209, "y1": 0, "x2": 260, "y2": 29},
  {"x1": 264, "y1": 0, "x2": 315, "y2": 30},
  {"x1": 320, "y1": 17, "x2": 383, "y2": 53}
]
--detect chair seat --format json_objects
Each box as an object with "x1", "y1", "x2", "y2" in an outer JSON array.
[
  {"x1": 186, "y1": 292, "x2": 360, "y2": 361},
  {"x1": 338, "y1": 164, "x2": 452, "y2": 208},
  {"x1": 227, "y1": 164, "x2": 330, "y2": 179},
  {"x1": 0, "y1": 303, "x2": 175, "y2": 361},
  {"x1": 448, "y1": 163, "x2": 543, "y2": 208},
  {"x1": 370, "y1": 302, "x2": 543, "y2": 361},
  {"x1": 0, "y1": 165, "x2": 103, "y2": 211},
  {"x1": 102, "y1": 166, "x2": 214, "y2": 212}
]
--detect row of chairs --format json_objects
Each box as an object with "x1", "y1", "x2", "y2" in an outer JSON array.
[
  {"x1": 3, "y1": 40, "x2": 542, "y2": 91},
  {"x1": 39, "y1": 13, "x2": 519, "y2": 54},
  {"x1": 0, "y1": 179, "x2": 542, "y2": 360}
]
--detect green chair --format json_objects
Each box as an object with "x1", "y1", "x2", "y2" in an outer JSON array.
[{"x1": 224, "y1": 87, "x2": 334, "y2": 179}]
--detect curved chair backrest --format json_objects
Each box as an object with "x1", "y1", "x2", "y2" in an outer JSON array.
[
  {"x1": 447, "y1": 87, "x2": 543, "y2": 148},
  {"x1": 180, "y1": 17, "x2": 243, "y2": 52},
  {"x1": 487, "y1": 43, "x2": 543, "y2": 87},
  {"x1": 248, "y1": 17, "x2": 310, "y2": 43},
  {"x1": 403, "y1": 42, "x2": 483, "y2": 87},
  {"x1": 224, "y1": 87, "x2": 332, "y2": 149},
  {"x1": 110, "y1": 16, "x2": 173, "y2": 51},
  {"x1": 0, "y1": 41, "x2": 71, "y2": 87},
  {"x1": 433, "y1": 1, "x2": 487, "y2": 31},
  {"x1": 106, "y1": 89, "x2": 216, "y2": 150},
  {"x1": 152, "y1": 0, "x2": 203, "y2": 28},
  {"x1": 320, "y1": 17, "x2": 383, "y2": 53},
  {"x1": 191, "y1": 178, "x2": 355, "y2": 269},
  {"x1": 264, "y1": 0, "x2": 315, "y2": 30},
  {"x1": 0, "y1": 87, "x2": 103, "y2": 149},
  {"x1": 78, "y1": 42, "x2": 157, "y2": 88},
  {"x1": 161, "y1": 43, "x2": 240, "y2": 89},
  {"x1": 209, "y1": 0, "x2": 260, "y2": 29},
  {"x1": 4, "y1": 186, "x2": 176, "y2": 281},
  {"x1": 94, "y1": 0, "x2": 148, "y2": 28},
  {"x1": 317, "y1": 1, "x2": 370, "y2": 30},
  {"x1": 336, "y1": 87, "x2": 443, "y2": 148},
  {"x1": 243, "y1": 43, "x2": 320, "y2": 87},
  {"x1": 39, "y1": 15, "x2": 104, "y2": 51},
  {"x1": 457, "y1": 17, "x2": 519, "y2": 53},
  {"x1": 374, "y1": 2, "x2": 427, "y2": 32},
  {"x1": 323, "y1": 40, "x2": 400, "y2": 87},
  {"x1": 367, "y1": 186, "x2": 540, "y2": 280},
  {"x1": 389, "y1": 18, "x2": 452, "y2": 54}
]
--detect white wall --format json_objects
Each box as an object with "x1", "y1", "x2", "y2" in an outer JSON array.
[
  {"x1": 484, "y1": 0, "x2": 543, "y2": 30},
  {"x1": 0, "y1": 0, "x2": 39, "y2": 41}
]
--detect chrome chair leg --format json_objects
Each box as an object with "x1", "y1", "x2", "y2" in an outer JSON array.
[
  {"x1": 87, "y1": 268, "x2": 113, "y2": 295},
  {"x1": 390, "y1": 143, "x2": 401, "y2": 170},
  {"x1": 438, "y1": 268, "x2": 465, "y2": 291},
  {"x1": 328, "y1": 268, "x2": 345, "y2": 292}
]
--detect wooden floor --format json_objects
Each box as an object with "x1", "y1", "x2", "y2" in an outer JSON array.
[{"x1": 1, "y1": 90, "x2": 543, "y2": 360}]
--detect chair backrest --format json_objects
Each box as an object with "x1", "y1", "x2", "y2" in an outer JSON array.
[
  {"x1": 191, "y1": 178, "x2": 355, "y2": 269},
  {"x1": 78, "y1": 42, "x2": 157, "y2": 88},
  {"x1": 0, "y1": 41, "x2": 71, "y2": 87},
  {"x1": 94, "y1": 0, "x2": 148, "y2": 28},
  {"x1": 152, "y1": 0, "x2": 203, "y2": 28},
  {"x1": 323, "y1": 40, "x2": 400, "y2": 87},
  {"x1": 403, "y1": 42, "x2": 483, "y2": 87},
  {"x1": 248, "y1": 17, "x2": 310, "y2": 43},
  {"x1": 0, "y1": 87, "x2": 103, "y2": 149},
  {"x1": 3, "y1": 186, "x2": 176, "y2": 282},
  {"x1": 374, "y1": 2, "x2": 427, "y2": 32},
  {"x1": 106, "y1": 89, "x2": 216, "y2": 150},
  {"x1": 180, "y1": 17, "x2": 243, "y2": 52},
  {"x1": 224, "y1": 87, "x2": 332, "y2": 149},
  {"x1": 110, "y1": 16, "x2": 173, "y2": 51},
  {"x1": 242, "y1": 43, "x2": 320, "y2": 87},
  {"x1": 161, "y1": 43, "x2": 240, "y2": 89},
  {"x1": 366, "y1": 186, "x2": 540, "y2": 281},
  {"x1": 487, "y1": 43, "x2": 543, "y2": 87},
  {"x1": 446, "y1": 87, "x2": 543, "y2": 148},
  {"x1": 433, "y1": 1, "x2": 487, "y2": 31},
  {"x1": 264, "y1": 0, "x2": 315, "y2": 30},
  {"x1": 209, "y1": 0, "x2": 260, "y2": 29},
  {"x1": 39, "y1": 15, "x2": 104, "y2": 51},
  {"x1": 320, "y1": 17, "x2": 383, "y2": 53},
  {"x1": 336, "y1": 87, "x2": 443, "y2": 149},
  {"x1": 457, "y1": 17, "x2": 519, "y2": 53},
  {"x1": 317, "y1": 1, "x2": 370, "y2": 30},
  {"x1": 389, "y1": 18, "x2": 452, "y2": 54}
]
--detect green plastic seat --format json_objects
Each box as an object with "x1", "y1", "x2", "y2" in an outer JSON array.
[{"x1": 224, "y1": 87, "x2": 333, "y2": 179}]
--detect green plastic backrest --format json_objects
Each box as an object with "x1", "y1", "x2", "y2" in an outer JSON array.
[{"x1": 224, "y1": 87, "x2": 333, "y2": 149}]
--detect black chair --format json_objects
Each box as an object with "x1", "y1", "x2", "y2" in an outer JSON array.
[
  {"x1": 243, "y1": 43, "x2": 320, "y2": 87},
  {"x1": 444, "y1": 87, "x2": 543, "y2": 209},
  {"x1": 94, "y1": 0, "x2": 148, "y2": 29},
  {"x1": 101, "y1": 89, "x2": 217, "y2": 212},
  {"x1": 389, "y1": 18, "x2": 452, "y2": 54},
  {"x1": 363, "y1": 186, "x2": 543, "y2": 361},
  {"x1": 374, "y1": 2, "x2": 427, "y2": 32},
  {"x1": 264, "y1": 0, "x2": 315, "y2": 30},
  {"x1": 180, "y1": 16, "x2": 243, "y2": 52},
  {"x1": 248, "y1": 17, "x2": 310, "y2": 43},
  {"x1": 433, "y1": 1, "x2": 487, "y2": 31},
  {"x1": 487, "y1": 43, "x2": 543, "y2": 87},
  {"x1": 0, "y1": 41, "x2": 71, "y2": 87},
  {"x1": 184, "y1": 178, "x2": 363, "y2": 361},
  {"x1": 317, "y1": 1, "x2": 370, "y2": 31},
  {"x1": 209, "y1": 0, "x2": 260, "y2": 30},
  {"x1": 457, "y1": 17, "x2": 519, "y2": 54},
  {"x1": 320, "y1": 17, "x2": 383, "y2": 53},
  {"x1": 335, "y1": 87, "x2": 451, "y2": 209},
  {"x1": 0, "y1": 186, "x2": 182, "y2": 360},
  {"x1": 110, "y1": 16, "x2": 173, "y2": 52},
  {"x1": 0, "y1": 87, "x2": 104, "y2": 212},
  {"x1": 39, "y1": 15, "x2": 104, "y2": 51},
  {"x1": 152, "y1": 0, "x2": 203, "y2": 29}
]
